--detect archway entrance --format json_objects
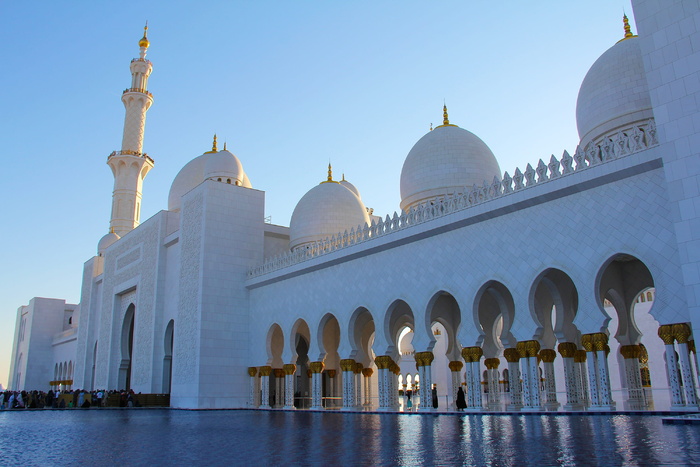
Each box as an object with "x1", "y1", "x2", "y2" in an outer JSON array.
[
  {"x1": 163, "y1": 320, "x2": 174, "y2": 394},
  {"x1": 118, "y1": 304, "x2": 135, "y2": 391}
]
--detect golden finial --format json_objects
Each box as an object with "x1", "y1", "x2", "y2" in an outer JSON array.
[
  {"x1": 321, "y1": 162, "x2": 337, "y2": 184},
  {"x1": 139, "y1": 21, "x2": 150, "y2": 49},
  {"x1": 223, "y1": 141, "x2": 227, "y2": 151},
  {"x1": 443, "y1": 105, "x2": 449, "y2": 126},
  {"x1": 205, "y1": 134, "x2": 218, "y2": 153},
  {"x1": 342, "y1": 173, "x2": 346, "y2": 181},
  {"x1": 430, "y1": 123, "x2": 433, "y2": 131},
  {"x1": 618, "y1": 14, "x2": 636, "y2": 42}
]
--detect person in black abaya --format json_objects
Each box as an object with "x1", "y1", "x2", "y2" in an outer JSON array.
[
  {"x1": 456, "y1": 386, "x2": 467, "y2": 410},
  {"x1": 432, "y1": 386, "x2": 438, "y2": 409}
]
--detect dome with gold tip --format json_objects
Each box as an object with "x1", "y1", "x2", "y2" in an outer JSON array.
[{"x1": 400, "y1": 106, "x2": 501, "y2": 212}]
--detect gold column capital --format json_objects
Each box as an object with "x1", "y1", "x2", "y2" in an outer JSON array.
[
  {"x1": 448, "y1": 360, "x2": 464, "y2": 372},
  {"x1": 309, "y1": 361, "x2": 325, "y2": 373},
  {"x1": 340, "y1": 359, "x2": 356, "y2": 372},
  {"x1": 619, "y1": 344, "x2": 641, "y2": 359},
  {"x1": 658, "y1": 324, "x2": 675, "y2": 345},
  {"x1": 484, "y1": 358, "x2": 500, "y2": 369},
  {"x1": 672, "y1": 323, "x2": 691, "y2": 344},
  {"x1": 557, "y1": 342, "x2": 577, "y2": 358},
  {"x1": 581, "y1": 333, "x2": 594, "y2": 351},
  {"x1": 283, "y1": 364, "x2": 297, "y2": 375},
  {"x1": 574, "y1": 350, "x2": 587, "y2": 363},
  {"x1": 362, "y1": 367, "x2": 374, "y2": 377},
  {"x1": 415, "y1": 351, "x2": 435, "y2": 367},
  {"x1": 375, "y1": 355, "x2": 392, "y2": 369},
  {"x1": 273, "y1": 368, "x2": 285, "y2": 378},
  {"x1": 248, "y1": 367, "x2": 258, "y2": 377},
  {"x1": 592, "y1": 332, "x2": 608, "y2": 351},
  {"x1": 327, "y1": 369, "x2": 337, "y2": 378},
  {"x1": 503, "y1": 348, "x2": 520, "y2": 363},
  {"x1": 354, "y1": 362, "x2": 364, "y2": 374},
  {"x1": 540, "y1": 349, "x2": 556, "y2": 363},
  {"x1": 517, "y1": 340, "x2": 540, "y2": 358},
  {"x1": 259, "y1": 366, "x2": 272, "y2": 377}
]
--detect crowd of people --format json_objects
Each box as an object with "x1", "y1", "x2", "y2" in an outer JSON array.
[{"x1": 0, "y1": 389, "x2": 140, "y2": 409}]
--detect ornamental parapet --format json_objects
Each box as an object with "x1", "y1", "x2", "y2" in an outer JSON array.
[
  {"x1": 248, "y1": 120, "x2": 659, "y2": 278},
  {"x1": 108, "y1": 150, "x2": 154, "y2": 164}
]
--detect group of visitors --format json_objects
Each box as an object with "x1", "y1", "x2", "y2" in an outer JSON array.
[
  {"x1": 0, "y1": 388, "x2": 139, "y2": 409},
  {"x1": 403, "y1": 385, "x2": 468, "y2": 411}
]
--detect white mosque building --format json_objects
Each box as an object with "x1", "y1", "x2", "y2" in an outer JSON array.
[{"x1": 9, "y1": 2, "x2": 700, "y2": 412}]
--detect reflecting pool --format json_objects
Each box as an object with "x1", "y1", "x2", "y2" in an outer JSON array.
[{"x1": 1, "y1": 410, "x2": 699, "y2": 466}]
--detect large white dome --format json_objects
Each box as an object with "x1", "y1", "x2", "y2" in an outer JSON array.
[
  {"x1": 289, "y1": 174, "x2": 370, "y2": 251},
  {"x1": 168, "y1": 145, "x2": 252, "y2": 212},
  {"x1": 576, "y1": 35, "x2": 652, "y2": 147},
  {"x1": 400, "y1": 116, "x2": 501, "y2": 212}
]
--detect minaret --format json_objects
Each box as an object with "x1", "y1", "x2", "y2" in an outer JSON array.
[{"x1": 107, "y1": 23, "x2": 155, "y2": 237}]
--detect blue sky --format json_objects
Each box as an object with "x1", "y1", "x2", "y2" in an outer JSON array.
[{"x1": 0, "y1": 1, "x2": 634, "y2": 389}]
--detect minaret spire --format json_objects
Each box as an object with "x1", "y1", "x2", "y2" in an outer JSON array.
[
  {"x1": 106, "y1": 24, "x2": 155, "y2": 237},
  {"x1": 321, "y1": 162, "x2": 336, "y2": 184},
  {"x1": 443, "y1": 104, "x2": 450, "y2": 126}
]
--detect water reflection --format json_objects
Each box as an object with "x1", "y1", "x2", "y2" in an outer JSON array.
[{"x1": 1, "y1": 410, "x2": 699, "y2": 466}]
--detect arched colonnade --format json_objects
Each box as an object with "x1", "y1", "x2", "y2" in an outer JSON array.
[{"x1": 248, "y1": 253, "x2": 700, "y2": 412}]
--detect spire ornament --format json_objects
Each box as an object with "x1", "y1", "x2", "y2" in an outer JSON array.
[
  {"x1": 618, "y1": 14, "x2": 637, "y2": 42},
  {"x1": 205, "y1": 134, "x2": 218, "y2": 153},
  {"x1": 320, "y1": 162, "x2": 338, "y2": 184},
  {"x1": 139, "y1": 21, "x2": 150, "y2": 49},
  {"x1": 435, "y1": 104, "x2": 457, "y2": 129}
]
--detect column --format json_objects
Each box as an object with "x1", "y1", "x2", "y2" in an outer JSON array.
[
  {"x1": 673, "y1": 323, "x2": 699, "y2": 408},
  {"x1": 326, "y1": 370, "x2": 337, "y2": 409},
  {"x1": 362, "y1": 367, "x2": 374, "y2": 408},
  {"x1": 581, "y1": 334, "x2": 600, "y2": 408},
  {"x1": 517, "y1": 340, "x2": 542, "y2": 411},
  {"x1": 504, "y1": 348, "x2": 522, "y2": 410},
  {"x1": 340, "y1": 359, "x2": 356, "y2": 411},
  {"x1": 415, "y1": 352, "x2": 435, "y2": 411},
  {"x1": 574, "y1": 350, "x2": 589, "y2": 408},
  {"x1": 540, "y1": 349, "x2": 559, "y2": 410},
  {"x1": 273, "y1": 369, "x2": 284, "y2": 408},
  {"x1": 462, "y1": 346, "x2": 484, "y2": 410},
  {"x1": 558, "y1": 343, "x2": 582, "y2": 410},
  {"x1": 309, "y1": 361, "x2": 324, "y2": 409},
  {"x1": 354, "y1": 363, "x2": 364, "y2": 409},
  {"x1": 658, "y1": 324, "x2": 684, "y2": 406},
  {"x1": 484, "y1": 358, "x2": 500, "y2": 410},
  {"x1": 248, "y1": 367, "x2": 258, "y2": 408},
  {"x1": 389, "y1": 361, "x2": 400, "y2": 410},
  {"x1": 690, "y1": 341, "x2": 700, "y2": 389},
  {"x1": 374, "y1": 356, "x2": 392, "y2": 411},
  {"x1": 593, "y1": 333, "x2": 614, "y2": 409},
  {"x1": 619, "y1": 345, "x2": 645, "y2": 410},
  {"x1": 283, "y1": 364, "x2": 296, "y2": 409},
  {"x1": 449, "y1": 361, "x2": 464, "y2": 411},
  {"x1": 260, "y1": 366, "x2": 272, "y2": 409}
]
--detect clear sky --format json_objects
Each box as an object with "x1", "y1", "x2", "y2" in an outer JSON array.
[{"x1": 0, "y1": 0, "x2": 635, "y2": 389}]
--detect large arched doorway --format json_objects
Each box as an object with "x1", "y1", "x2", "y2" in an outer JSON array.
[
  {"x1": 119, "y1": 304, "x2": 135, "y2": 391},
  {"x1": 426, "y1": 291, "x2": 461, "y2": 410},
  {"x1": 598, "y1": 254, "x2": 662, "y2": 409},
  {"x1": 163, "y1": 320, "x2": 174, "y2": 394},
  {"x1": 318, "y1": 313, "x2": 341, "y2": 408}
]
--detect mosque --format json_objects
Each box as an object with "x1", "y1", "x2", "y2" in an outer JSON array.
[{"x1": 8, "y1": 2, "x2": 700, "y2": 412}]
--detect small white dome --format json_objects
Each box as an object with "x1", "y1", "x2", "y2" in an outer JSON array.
[
  {"x1": 400, "y1": 123, "x2": 500, "y2": 212},
  {"x1": 339, "y1": 178, "x2": 361, "y2": 198},
  {"x1": 168, "y1": 147, "x2": 251, "y2": 212},
  {"x1": 576, "y1": 36, "x2": 652, "y2": 147},
  {"x1": 98, "y1": 231, "x2": 120, "y2": 255},
  {"x1": 204, "y1": 149, "x2": 244, "y2": 185},
  {"x1": 289, "y1": 180, "x2": 371, "y2": 251}
]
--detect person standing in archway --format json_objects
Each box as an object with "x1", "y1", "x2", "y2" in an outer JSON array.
[{"x1": 432, "y1": 385, "x2": 438, "y2": 409}]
